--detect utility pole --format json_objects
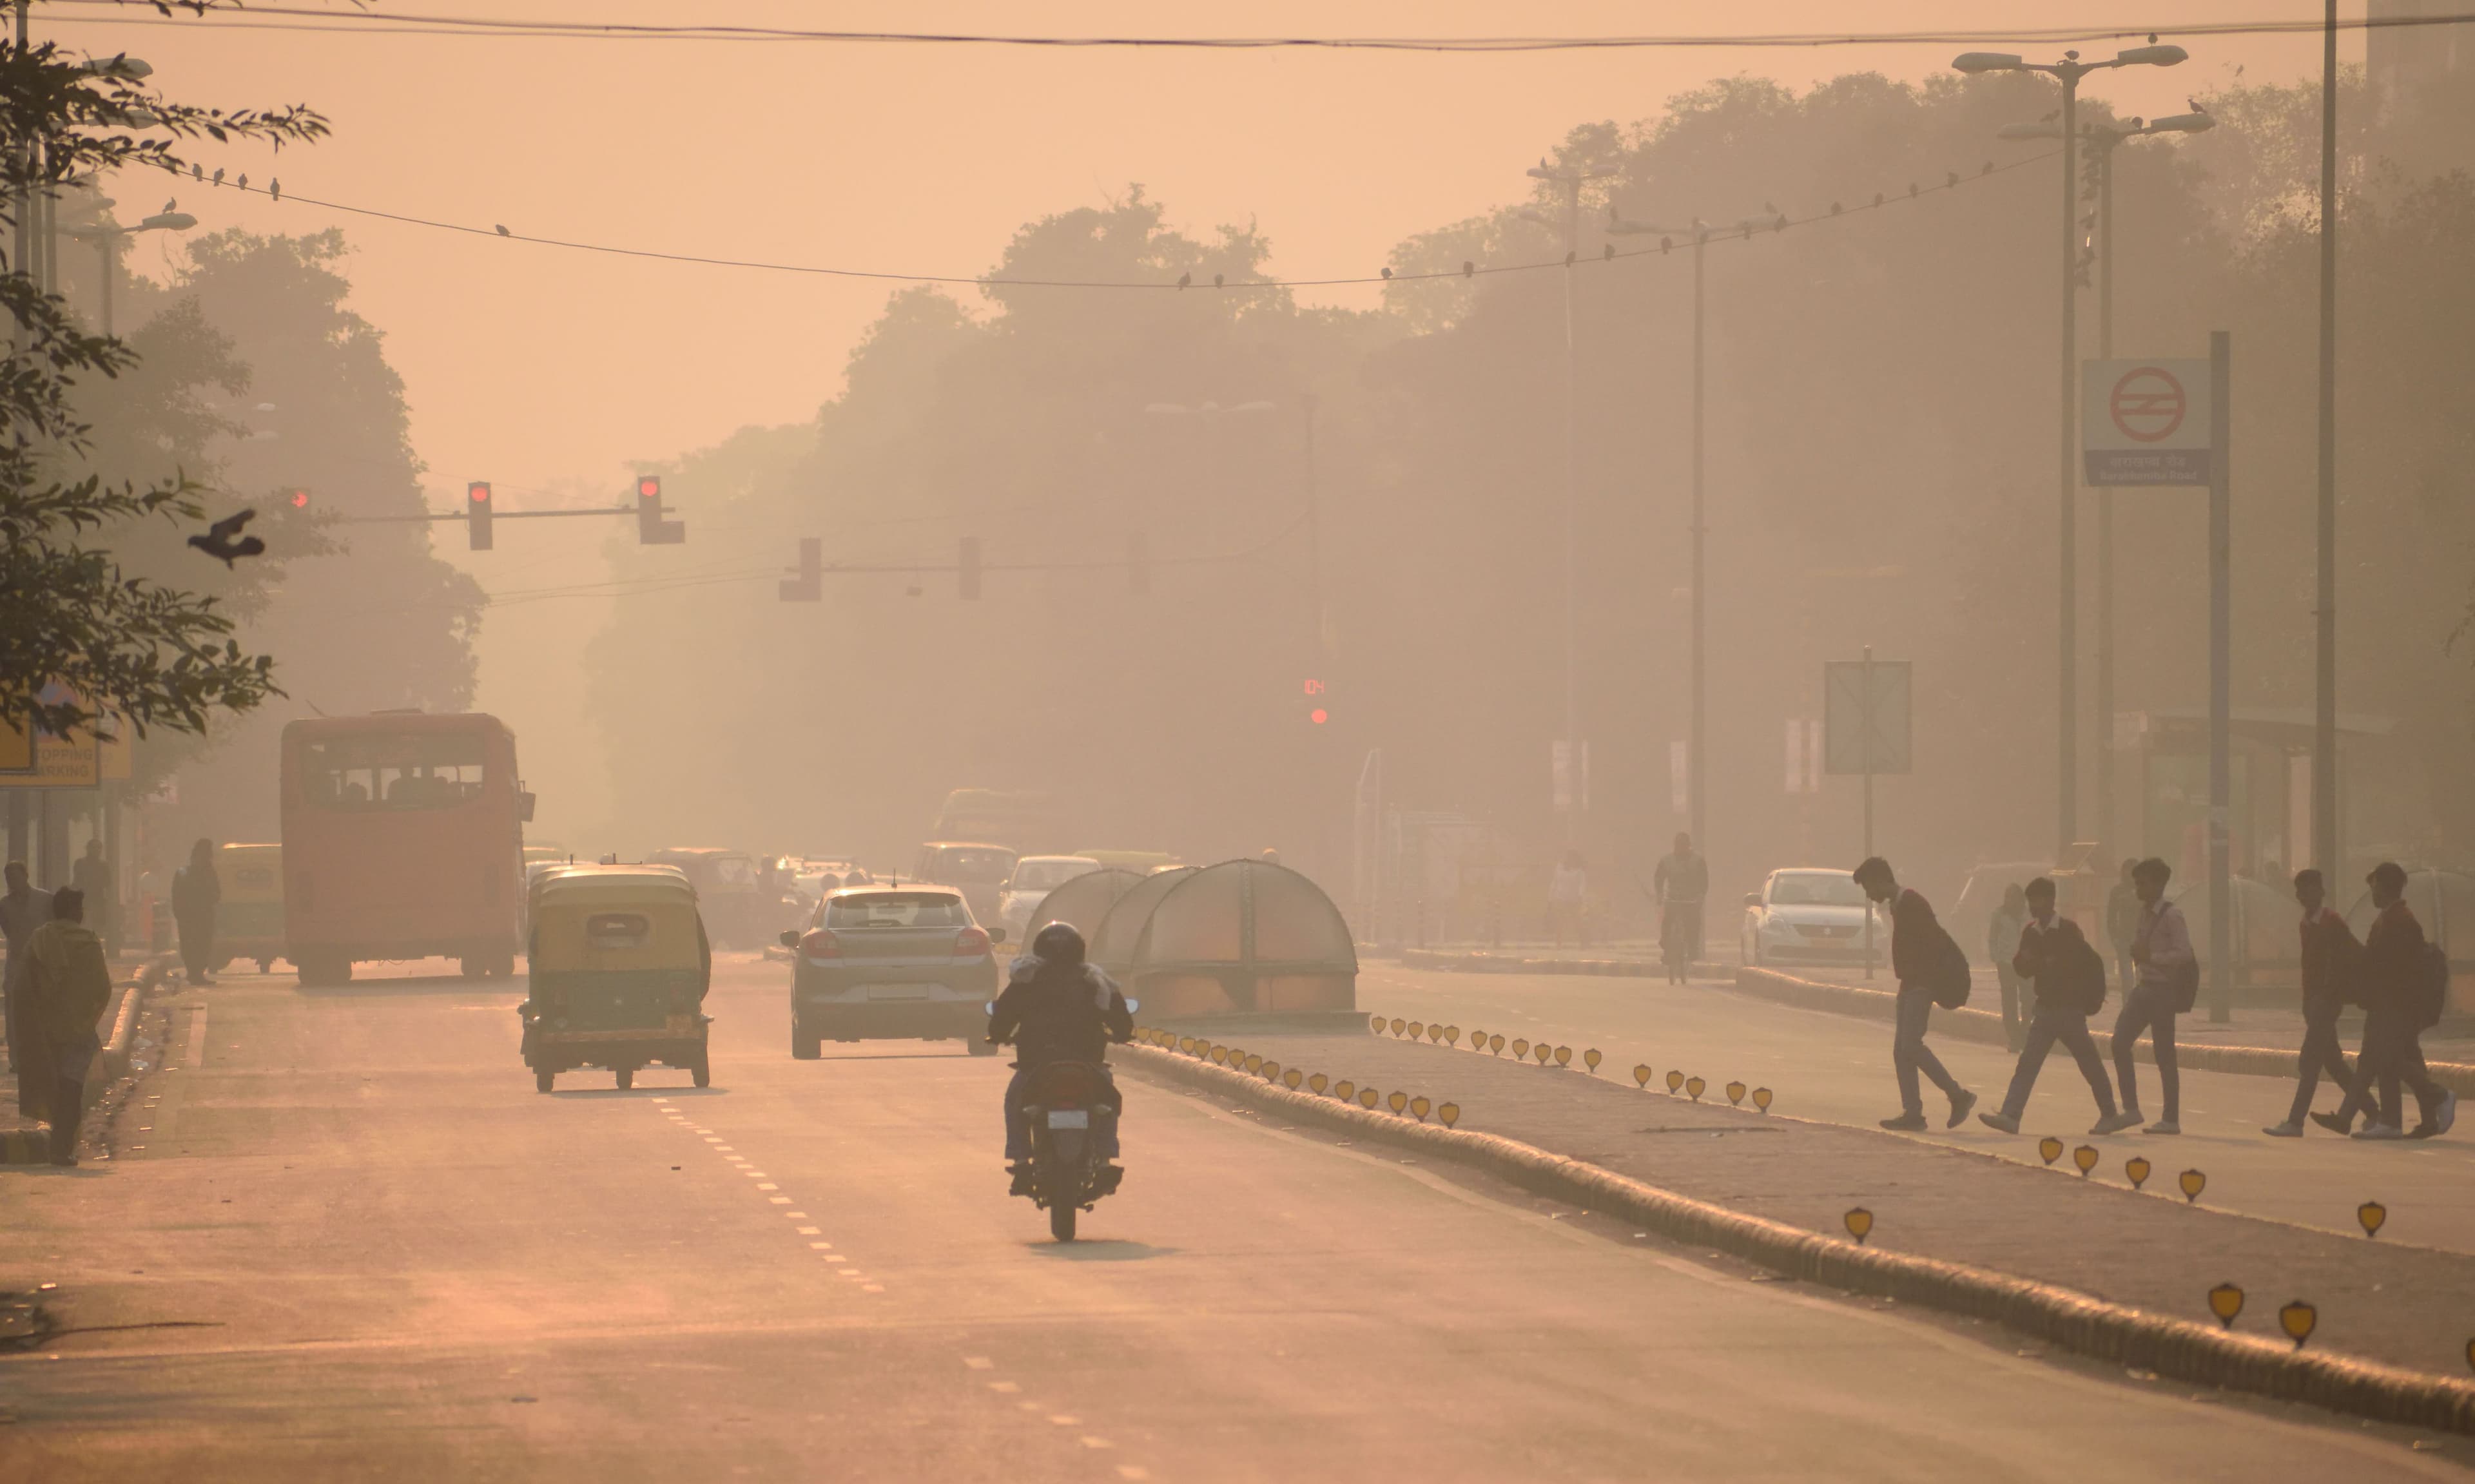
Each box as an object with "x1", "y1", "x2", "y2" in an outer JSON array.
[
  {"x1": 2313, "y1": 0, "x2": 2340, "y2": 880},
  {"x1": 1525, "y1": 160, "x2": 1613, "y2": 847}
]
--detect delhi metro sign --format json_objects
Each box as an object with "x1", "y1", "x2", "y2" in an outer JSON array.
[{"x1": 2082, "y1": 358, "x2": 2212, "y2": 486}]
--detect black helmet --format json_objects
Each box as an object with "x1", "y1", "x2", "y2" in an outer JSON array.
[{"x1": 1031, "y1": 921, "x2": 1087, "y2": 968}]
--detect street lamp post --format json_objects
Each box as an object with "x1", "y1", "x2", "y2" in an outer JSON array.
[
  {"x1": 1523, "y1": 160, "x2": 1614, "y2": 847},
  {"x1": 1996, "y1": 106, "x2": 2211, "y2": 860},
  {"x1": 1954, "y1": 42, "x2": 2188, "y2": 860},
  {"x1": 64, "y1": 207, "x2": 195, "y2": 334}
]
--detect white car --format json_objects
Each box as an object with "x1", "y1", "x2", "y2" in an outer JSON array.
[
  {"x1": 1740, "y1": 868, "x2": 1887, "y2": 968},
  {"x1": 994, "y1": 856, "x2": 1103, "y2": 944}
]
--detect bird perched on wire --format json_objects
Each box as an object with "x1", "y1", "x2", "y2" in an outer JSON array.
[
  {"x1": 1176, "y1": 270, "x2": 1190, "y2": 289},
  {"x1": 494, "y1": 224, "x2": 511, "y2": 236},
  {"x1": 2188, "y1": 97, "x2": 2207, "y2": 115},
  {"x1": 162, "y1": 197, "x2": 176, "y2": 213},
  {"x1": 211, "y1": 168, "x2": 224, "y2": 186},
  {"x1": 188, "y1": 508, "x2": 264, "y2": 568},
  {"x1": 269, "y1": 178, "x2": 280, "y2": 201}
]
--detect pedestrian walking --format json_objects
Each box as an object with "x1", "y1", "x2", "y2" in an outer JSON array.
[
  {"x1": 1988, "y1": 882, "x2": 2029, "y2": 1052},
  {"x1": 2262, "y1": 868, "x2": 2363, "y2": 1137},
  {"x1": 1854, "y1": 856, "x2": 1976, "y2": 1132},
  {"x1": 2325, "y1": 862, "x2": 2456, "y2": 1140},
  {"x1": 1978, "y1": 878, "x2": 2135, "y2": 1135},
  {"x1": 2, "y1": 860, "x2": 55, "y2": 1109},
  {"x1": 171, "y1": 837, "x2": 221, "y2": 987},
  {"x1": 1653, "y1": 833, "x2": 1707, "y2": 983},
  {"x1": 2113, "y1": 858, "x2": 2193, "y2": 1134},
  {"x1": 70, "y1": 838, "x2": 115, "y2": 953},
  {"x1": 2104, "y1": 858, "x2": 2140, "y2": 999},
  {"x1": 1548, "y1": 850, "x2": 1588, "y2": 954},
  {"x1": 21, "y1": 887, "x2": 113, "y2": 1166}
]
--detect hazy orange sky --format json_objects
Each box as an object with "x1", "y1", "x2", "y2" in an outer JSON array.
[{"x1": 47, "y1": 2, "x2": 2356, "y2": 506}]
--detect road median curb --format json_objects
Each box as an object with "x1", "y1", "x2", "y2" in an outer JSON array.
[
  {"x1": 1118, "y1": 1038, "x2": 2475, "y2": 1436},
  {"x1": 1730, "y1": 966, "x2": 2475, "y2": 1095}
]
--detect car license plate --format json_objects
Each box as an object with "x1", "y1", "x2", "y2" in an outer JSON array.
[
  {"x1": 1046, "y1": 1110, "x2": 1090, "y2": 1129},
  {"x1": 864, "y1": 983, "x2": 931, "y2": 1000}
]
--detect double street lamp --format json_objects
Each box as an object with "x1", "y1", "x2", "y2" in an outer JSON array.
[
  {"x1": 63, "y1": 206, "x2": 195, "y2": 334},
  {"x1": 1952, "y1": 41, "x2": 2188, "y2": 858},
  {"x1": 1995, "y1": 107, "x2": 2210, "y2": 861}
]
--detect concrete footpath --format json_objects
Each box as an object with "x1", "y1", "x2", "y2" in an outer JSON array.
[{"x1": 1127, "y1": 1021, "x2": 2475, "y2": 1387}]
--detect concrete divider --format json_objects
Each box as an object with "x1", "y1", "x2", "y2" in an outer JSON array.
[
  {"x1": 1119, "y1": 1037, "x2": 2475, "y2": 1434},
  {"x1": 1729, "y1": 966, "x2": 2475, "y2": 1097}
]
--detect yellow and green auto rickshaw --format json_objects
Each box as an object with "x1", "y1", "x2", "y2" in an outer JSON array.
[
  {"x1": 520, "y1": 865, "x2": 712, "y2": 1092},
  {"x1": 214, "y1": 842, "x2": 287, "y2": 974}
]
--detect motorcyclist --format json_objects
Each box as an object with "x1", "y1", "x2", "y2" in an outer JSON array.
[{"x1": 987, "y1": 922, "x2": 1133, "y2": 1195}]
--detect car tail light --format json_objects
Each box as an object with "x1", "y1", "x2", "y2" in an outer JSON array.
[
  {"x1": 799, "y1": 929, "x2": 841, "y2": 961},
  {"x1": 953, "y1": 927, "x2": 990, "y2": 958}
]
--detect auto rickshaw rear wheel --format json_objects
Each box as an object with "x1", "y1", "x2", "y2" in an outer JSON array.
[
  {"x1": 616, "y1": 1068, "x2": 634, "y2": 1091},
  {"x1": 257, "y1": 958, "x2": 273, "y2": 974},
  {"x1": 458, "y1": 956, "x2": 484, "y2": 979},
  {"x1": 534, "y1": 1068, "x2": 554, "y2": 1093},
  {"x1": 692, "y1": 1059, "x2": 711, "y2": 1088}
]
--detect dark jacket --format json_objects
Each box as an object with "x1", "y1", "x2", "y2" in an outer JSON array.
[
  {"x1": 2012, "y1": 914, "x2": 2095, "y2": 1014},
  {"x1": 2298, "y1": 908, "x2": 2362, "y2": 1021},
  {"x1": 171, "y1": 862, "x2": 220, "y2": 923},
  {"x1": 1888, "y1": 887, "x2": 1943, "y2": 989},
  {"x1": 2360, "y1": 901, "x2": 2425, "y2": 1019},
  {"x1": 987, "y1": 956, "x2": 1132, "y2": 1069}
]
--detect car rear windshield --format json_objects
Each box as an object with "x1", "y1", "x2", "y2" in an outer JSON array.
[
  {"x1": 827, "y1": 893, "x2": 969, "y2": 929},
  {"x1": 927, "y1": 849, "x2": 1015, "y2": 883},
  {"x1": 1009, "y1": 858, "x2": 1097, "y2": 892},
  {"x1": 1771, "y1": 873, "x2": 1868, "y2": 907}
]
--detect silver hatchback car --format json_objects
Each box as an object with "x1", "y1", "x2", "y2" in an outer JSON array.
[{"x1": 782, "y1": 887, "x2": 1003, "y2": 1059}]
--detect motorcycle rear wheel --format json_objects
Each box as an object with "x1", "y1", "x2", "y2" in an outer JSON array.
[{"x1": 1048, "y1": 1200, "x2": 1077, "y2": 1242}]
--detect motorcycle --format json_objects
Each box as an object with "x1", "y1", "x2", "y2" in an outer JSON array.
[{"x1": 1015, "y1": 1059, "x2": 1123, "y2": 1241}]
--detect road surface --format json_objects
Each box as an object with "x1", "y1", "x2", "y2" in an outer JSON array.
[{"x1": 2, "y1": 958, "x2": 2462, "y2": 1479}]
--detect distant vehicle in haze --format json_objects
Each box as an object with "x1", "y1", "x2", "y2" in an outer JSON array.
[
  {"x1": 213, "y1": 842, "x2": 285, "y2": 974},
  {"x1": 645, "y1": 847, "x2": 771, "y2": 950},
  {"x1": 932, "y1": 788, "x2": 1072, "y2": 854},
  {"x1": 911, "y1": 841, "x2": 1019, "y2": 927},
  {"x1": 1947, "y1": 859, "x2": 2055, "y2": 961},
  {"x1": 781, "y1": 885, "x2": 1002, "y2": 1059},
  {"x1": 1075, "y1": 849, "x2": 1186, "y2": 876},
  {"x1": 995, "y1": 855, "x2": 1102, "y2": 942},
  {"x1": 1740, "y1": 868, "x2": 1885, "y2": 968},
  {"x1": 280, "y1": 711, "x2": 531, "y2": 984}
]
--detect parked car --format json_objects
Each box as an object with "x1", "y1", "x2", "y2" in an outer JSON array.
[
  {"x1": 1740, "y1": 867, "x2": 1887, "y2": 968},
  {"x1": 995, "y1": 855, "x2": 1102, "y2": 943},
  {"x1": 645, "y1": 847, "x2": 770, "y2": 949},
  {"x1": 782, "y1": 885, "x2": 1002, "y2": 1059}
]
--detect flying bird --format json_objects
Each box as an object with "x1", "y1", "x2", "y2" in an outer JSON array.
[
  {"x1": 494, "y1": 224, "x2": 510, "y2": 236},
  {"x1": 188, "y1": 508, "x2": 264, "y2": 568}
]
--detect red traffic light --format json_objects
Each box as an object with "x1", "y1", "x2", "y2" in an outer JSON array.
[
  {"x1": 637, "y1": 476, "x2": 659, "y2": 499},
  {"x1": 1309, "y1": 708, "x2": 1328, "y2": 725},
  {"x1": 467, "y1": 483, "x2": 490, "y2": 504},
  {"x1": 288, "y1": 489, "x2": 309, "y2": 509}
]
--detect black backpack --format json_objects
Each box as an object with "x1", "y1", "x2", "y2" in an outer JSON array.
[
  {"x1": 2416, "y1": 941, "x2": 2451, "y2": 1030},
  {"x1": 1928, "y1": 930, "x2": 1972, "y2": 1010}
]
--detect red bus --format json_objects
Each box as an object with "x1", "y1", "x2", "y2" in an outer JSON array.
[{"x1": 280, "y1": 711, "x2": 532, "y2": 983}]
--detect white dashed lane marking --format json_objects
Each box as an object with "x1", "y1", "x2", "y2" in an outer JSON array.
[{"x1": 958, "y1": 1356, "x2": 1151, "y2": 1478}]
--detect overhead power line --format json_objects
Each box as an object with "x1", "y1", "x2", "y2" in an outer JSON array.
[
  {"x1": 39, "y1": 2, "x2": 2475, "y2": 51},
  {"x1": 181, "y1": 149, "x2": 2059, "y2": 293}
]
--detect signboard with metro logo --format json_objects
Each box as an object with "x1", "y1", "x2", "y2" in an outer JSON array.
[{"x1": 2082, "y1": 358, "x2": 2212, "y2": 486}]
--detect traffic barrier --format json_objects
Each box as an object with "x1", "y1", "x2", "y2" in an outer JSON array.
[{"x1": 1116, "y1": 1039, "x2": 2475, "y2": 1435}]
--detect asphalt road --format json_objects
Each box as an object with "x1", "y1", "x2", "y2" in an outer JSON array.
[
  {"x1": 1359, "y1": 962, "x2": 2475, "y2": 1252},
  {"x1": 2, "y1": 957, "x2": 2463, "y2": 1480}
]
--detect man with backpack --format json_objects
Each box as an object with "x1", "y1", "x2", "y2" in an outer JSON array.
[
  {"x1": 22, "y1": 887, "x2": 113, "y2": 1166},
  {"x1": 2114, "y1": 858, "x2": 2192, "y2": 1134},
  {"x1": 1977, "y1": 877, "x2": 2136, "y2": 1135},
  {"x1": 2327, "y1": 862, "x2": 2455, "y2": 1141},
  {"x1": 2263, "y1": 868, "x2": 2363, "y2": 1137},
  {"x1": 1853, "y1": 856, "x2": 1976, "y2": 1132}
]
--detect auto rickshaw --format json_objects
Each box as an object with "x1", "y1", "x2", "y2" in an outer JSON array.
[
  {"x1": 521, "y1": 865, "x2": 712, "y2": 1092},
  {"x1": 214, "y1": 842, "x2": 287, "y2": 974}
]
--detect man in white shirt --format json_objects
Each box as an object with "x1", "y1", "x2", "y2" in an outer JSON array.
[{"x1": 2113, "y1": 857, "x2": 2193, "y2": 1134}]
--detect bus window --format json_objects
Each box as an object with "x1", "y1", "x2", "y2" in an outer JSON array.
[{"x1": 304, "y1": 735, "x2": 489, "y2": 811}]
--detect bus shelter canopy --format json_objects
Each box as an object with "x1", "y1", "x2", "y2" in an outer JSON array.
[{"x1": 1106, "y1": 858, "x2": 1357, "y2": 1017}]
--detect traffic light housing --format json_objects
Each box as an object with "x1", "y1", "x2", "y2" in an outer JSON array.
[
  {"x1": 958, "y1": 536, "x2": 982, "y2": 600},
  {"x1": 466, "y1": 481, "x2": 492, "y2": 550},
  {"x1": 1303, "y1": 677, "x2": 1328, "y2": 726},
  {"x1": 635, "y1": 475, "x2": 684, "y2": 544}
]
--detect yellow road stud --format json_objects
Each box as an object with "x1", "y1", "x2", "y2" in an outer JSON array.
[
  {"x1": 1666, "y1": 1070, "x2": 1685, "y2": 1094},
  {"x1": 1725, "y1": 1081, "x2": 1746, "y2": 1106},
  {"x1": 1633, "y1": 1064, "x2": 1653, "y2": 1088},
  {"x1": 1390, "y1": 1017, "x2": 1406, "y2": 1037},
  {"x1": 1533, "y1": 1044, "x2": 1553, "y2": 1066},
  {"x1": 1489, "y1": 1034, "x2": 1506, "y2": 1055},
  {"x1": 1444, "y1": 1026, "x2": 1462, "y2": 1047},
  {"x1": 1752, "y1": 1087, "x2": 1774, "y2": 1113},
  {"x1": 2037, "y1": 1137, "x2": 2063, "y2": 1166},
  {"x1": 2208, "y1": 1283, "x2": 2244, "y2": 1327},
  {"x1": 1583, "y1": 1049, "x2": 1602, "y2": 1074},
  {"x1": 1407, "y1": 1020, "x2": 1424, "y2": 1040},
  {"x1": 2358, "y1": 1200, "x2": 2387, "y2": 1238},
  {"x1": 1437, "y1": 1103, "x2": 1461, "y2": 1128},
  {"x1": 2125, "y1": 1156, "x2": 2151, "y2": 1190},
  {"x1": 1283, "y1": 1068, "x2": 1303, "y2": 1090},
  {"x1": 1685, "y1": 1076, "x2": 1706, "y2": 1102},
  {"x1": 1844, "y1": 1208, "x2": 1874, "y2": 1244},
  {"x1": 1410, "y1": 1096, "x2": 1431, "y2": 1121},
  {"x1": 1359, "y1": 1088, "x2": 1381, "y2": 1110},
  {"x1": 1387, "y1": 1090, "x2": 1408, "y2": 1114},
  {"x1": 2073, "y1": 1145, "x2": 2098, "y2": 1176},
  {"x1": 1334, "y1": 1079, "x2": 1355, "y2": 1101},
  {"x1": 1370, "y1": 1015, "x2": 1385, "y2": 1034},
  {"x1": 1511, "y1": 1038, "x2": 1531, "y2": 1061},
  {"x1": 1244, "y1": 1054, "x2": 1263, "y2": 1074},
  {"x1": 1309, "y1": 1072, "x2": 1329, "y2": 1095},
  {"x1": 2279, "y1": 1300, "x2": 2317, "y2": 1349},
  {"x1": 2179, "y1": 1169, "x2": 2206, "y2": 1204}
]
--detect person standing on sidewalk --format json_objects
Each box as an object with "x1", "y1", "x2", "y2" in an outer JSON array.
[
  {"x1": 1979, "y1": 877, "x2": 2135, "y2": 1136},
  {"x1": 70, "y1": 838, "x2": 115, "y2": 953},
  {"x1": 1854, "y1": 856, "x2": 1975, "y2": 1132},
  {"x1": 2113, "y1": 858, "x2": 2192, "y2": 1135},
  {"x1": 1988, "y1": 882, "x2": 2030, "y2": 1052},
  {"x1": 2104, "y1": 857, "x2": 2141, "y2": 999},
  {"x1": 2, "y1": 860, "x2": 55, "y2": 1109},
  {"x1": 2264, "y1": 868, "x2": 2363, "y2": 1137},
  {"x1": 2329, "y1": 862, "x2": 2456, "y2": 1141},
  {"x1": 1653, "y1": 833, "x2": 1707, "y2": 984},
  {"x1": 23, "y1": 887, "x2": 111, "y2": 1166},
  {"x1": 172, "y1": 837, "x2": 220, "y2": 987},
  {"x1": 1548, "y1": 851, "x2": 1588, "y2": 955}
]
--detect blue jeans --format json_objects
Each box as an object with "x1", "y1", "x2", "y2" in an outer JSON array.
[
  {"x1": 1004, "y1": 1066, "x2": 1121, "y2": 1162},
  {"x1": 1999, "y1": 1005, "x2": 2118, "y2": 1120},
  {"x1": 1893, "y1": 986, "x2": 1962, "y2": 1116},
  {"x1": 2112, "y1": 983, "x2": 2179, "y2": 1121}
]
